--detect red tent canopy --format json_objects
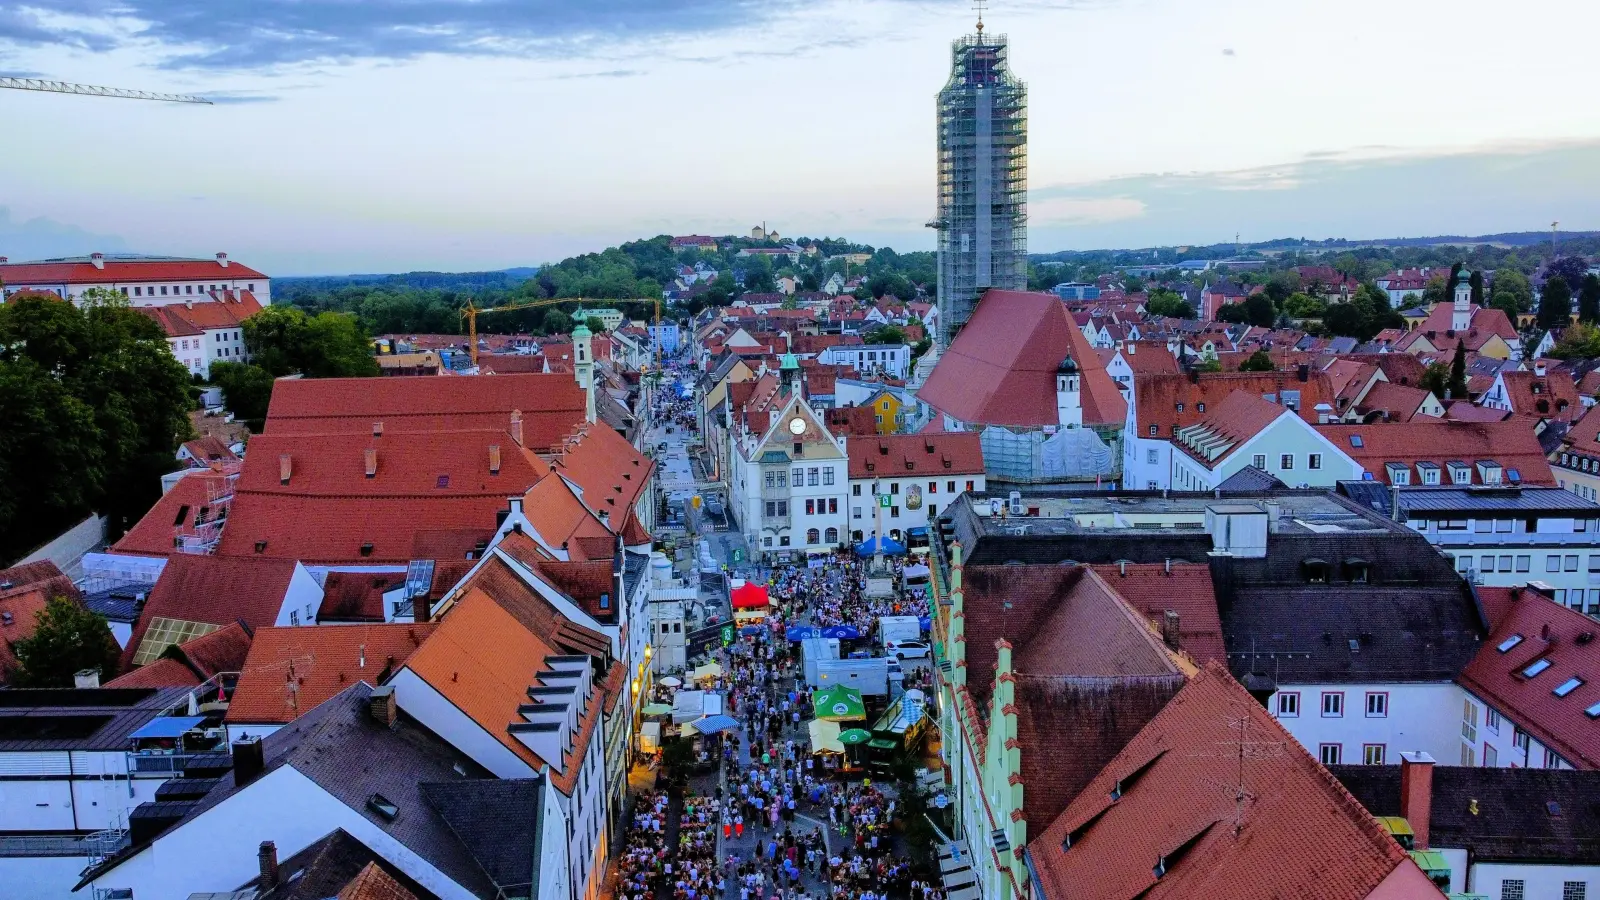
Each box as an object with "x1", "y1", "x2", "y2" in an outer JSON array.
[{"x1": 730, "y1": 582, "x2": 771, "y2": 609}]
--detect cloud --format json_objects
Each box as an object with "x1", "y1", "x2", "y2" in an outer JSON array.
[
  {"x1": 0, "y1": 206, "x2": 128, "y2": 260},
  {"x1": 0, "y1": 0, "x2": 790, "y2": 70},
  {"x1": 202, "y1": 90, "x2": 281, "y2": 104},
  {"x1": 552, "y1": 69, "x2": 644, "y2": 80},
  {"x1": 1027, "y1": 141, "x2": 1600, "y2": 250}
]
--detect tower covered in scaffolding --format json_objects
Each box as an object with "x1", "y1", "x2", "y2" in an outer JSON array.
[{"x1": 931, "y1": 27, "x2": 1027, "y2": 346}]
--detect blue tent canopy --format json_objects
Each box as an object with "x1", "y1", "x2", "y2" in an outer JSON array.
[
  {"x1": 822, "y1": 625, "x2": 861, "y2": 640},
  {"x1": 129, "y1": 716, "x2": 207, "y2": 740},
  {"x1": 918, "y1": 616, "x2": 932, "y2": 632},
  {"x1": 787, "y1": 626, "x2": 825, "y2": 641},
  {"x1": 739, "y1": 624, "x2": 765, "y2": 636},
  {"x1": 691, "y1": 714, "x2": 741, "y2": 735},
  {"x1": 854, "y1": 536, "x2": 907, "y2": 557}
]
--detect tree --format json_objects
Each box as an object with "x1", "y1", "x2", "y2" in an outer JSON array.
[
  {"x1": 1281, "y1": 292, "x2": 1326, "y2": 319},
  {"x1": 864, "y1": 325, "x2": 906, "y2": 345},
  {"x1": 243, "y1": 305, "x2": 380, "y2": 378},
  {"x1": 1490, "y1": 269, "x2": 1532, "y2": 312},
  {"x1": 585, "y1": 316, "x2": 607, "y2": 334},
  {"x1": 1579, "y1": 274, "x2": 1600, "y2": 325},
  {"x1": 1419, "y1": 362, "x2": 1449, "y2": 399},
  {"x1": 11, "y1": 597, "x2": 121, "y2": 687},
  {"x1": 1215, "y1": 302, "x2": 1250, "y2": 325},
  {"x1": 1547, "y1": 323, "x2": 1600, "y2": 360},
  {"x1": 1239, "y1": 294, "x2": 1276, "y2": 327},
  {"x1": 210, "y1": 361, "x2": 276, "y2": 424},
  {"x1": 1145, "y1": 291, "x2": 1195, "y2": 319},
  {"x1": 1448, "y1": 343, "x2": 1468, "y2": 400},
  {"x1": 1539, "y1": 276, "x2": 1573, "y2": 328},
  {"x1": 1332, "y1": 253, "x2": 1365, "y2": 281},
  {"x1": 1239, "y1": 350, "x2": 1274, "y2": 372},
  {"x1": 1421, "y1": 276, "x2": 1450, "y2": 306},
  {"x1": 1468, "y1": 270, "x2": 1484, "y2": 306},
  {"x1": 0, "y1": 293, "x2": 193, "y2": 558},
  {"x1": 1548, "y1": 257, "x2": 1590, "y2": 289}
]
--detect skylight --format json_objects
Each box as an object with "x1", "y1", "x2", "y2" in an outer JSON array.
[
  {"x1": 1497, "y1": 634, "x2": 1524, "y2": 653},
  {"x1": 1585, "y1": 701, "x2": 1600, "y2": 719},
  {"x1": 1349, "y1": 435, "x2": 1364, "y2": 448},
  {"x1": 1553, "y1": 677, "x2": 1583, "y2": 697},
  {"x1": 1522, "y1": 658, "x2": 1552, "y2": 678}
]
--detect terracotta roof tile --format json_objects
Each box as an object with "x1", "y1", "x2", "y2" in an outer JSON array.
[
  {"x1": 920, "y1": 289, "x2": 1126, "y2": 427},
  {"x1": 227, "y1": 623, "x2": 434, "y2": 725},
  {"x1": 1458, "y1": 588, "x2": 1600, "y2": 769},
  {"x1": 1315, "y1": 419, "x2": 1555, "y2": 485},
  {"x1": 111, "y1": 469, "x2": 238, "y2": 559},
  {"x1": 1089, "y1": 564, "x2": 1225, "y2": 663},
  {"x1": 1489, "y1": 371, "x2": 1581, "y2": 423},
  {"x1": 102, "y1": 622, "x2": 253, "y2": 689},
  {"x1": 1136, "y1": 371, "x2": 1335, "y2": 437},
  {"x1": 1354, "y1": 381, "x2": 1435, "y2": 422},
  {"x1": 103, "y1": 656, "x2": 202, "y2": 689},
  {"x1": 318, "y1": 571, "x2": 404, "y2": 622},
  {"x1": 1028, "y1": 662, "x2": 1424, "y2": 900},
  {"x1": 120, "y1": 555, "x2": 300, "y2": 671},
  {"x1": 0, "y1": 590, "x2": 50, "y2": 682},
  {"x1": 0, "y1": 257, "x2": 268, "y2": 284},
  {"x1": 847, "y1": 433, "x2": 984, "y2": 479},
  {"x1": 337, "y1": 862, "x2": 421, "y2": 900},
  {"x1": 1173, "y1": 391, "x2": 1292, "y2": 468}
]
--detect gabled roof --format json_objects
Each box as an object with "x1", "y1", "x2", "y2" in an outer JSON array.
[
  {"x1": 0, "y1": 256, "x2": 267, "y2": 284},
  {"x1": 0, "y1": 589, "x2": 51, "y2": 682},
  {"x1": 111, "y1": 468, "x2": 237, "y2": 559},
  {"x1": 1315, "y1": 420, "x2": 1555, "y2": 485},
  {"x1": 1027, "y1": 663, "x2": 1428, "y2": 900},
  {"x1": 1562, "y1": 403, "x2": 1600, "y2": 456},
  {"x1": 264, "y1": 374, "x2": 586, "y2": 450},
  {"x1": 1135, "y1": 371, "x2": 1335, "y2": 438},
  {"x1": 136, "y1": 291, "x2": 262, "y2": 337},
  {"x1": 249, "y1": 830, "x2": 436, "y2": 900},
  {"x1": 107, "y1": 621, "x2": 254, "y2": 688},
  {"x1": 1088, "y1": 564, "x2": 1225, "y2": 663},
  {"x1": 1353, "y1": 381, "x2": 1435, "y2": 423},
  {"x1": 919, "y1": 289, "x2": 1125, "y2": 427},
  {"x1": 547, "y1": 423, "x2": 654, "y2": 542},
  {"x1": 847, "y1": 432, "x2": 984, "y2": 479},
  {"x1": 1488, "y1": 370, "x2": 1581, "y2": 423},
  {"x1": 121, "y1": 555, "x2": 300, "y2": 671},
  {"x1": 1458, "y1": 588, "x2": 1600, "y2": 769},
  {"x1": 227, "y1": 623, "x2": 435, "y2": 725},
  {"x1": 420, "y1": 778, "x2": 545, "y2": 897},
  {"x1": 1172, "y1": 390, "x2": 1295, "y2": 468}
]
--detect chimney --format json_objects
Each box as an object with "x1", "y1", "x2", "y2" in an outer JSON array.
[
  {"x1": 369, "y1": 685, "x2": 397, "y2": 728},
  {"x1": 1126, "y1": 342, "x2": 1136, "y2": 355},
  {"x1": 233, "y1": 735, "x2": 266, "y2": 785},
  {"x1": 364, "y1": 447, "x2": 377, "y2": 478},
  {"x1": 258, "y1": 841, "x2": 280, "y2": 889},
  {"x1": 372, "y1": 421, "x2": 383, "y2": 438},
  {"x1": 510, "y1": 409, "x2": 524, "y2": 447},
  {"x1": 1297, "y1": 363, "x2": 1310, "y2": 383},
  {"x1": 217, "y1": 252, "x2": 230, "y2": 268},
  {"x1": 90, "y1": 252, "x2": 105, "y2": 270},
  {"x1": 414, "y1": 594, "x2": 430, "y2": 624},
  {"x1": 1399, "y1": 751, "x2": 1436, "y2": 850},
  {"x1": 279, "y1": 454, "x2": 292, "y2": 485},
  {"x1": 1161, "y1": 610, "x2": 1182, "y2": 650},
  {"x1": 73, "y1": 668, "x2": 101, "y2": 689},
  {"x1": 489, "y1": 444, "x2": 502, "y2": 475},
  {"x1": 1535, "y1": 361, "x2": 1548, "y2": 377}
]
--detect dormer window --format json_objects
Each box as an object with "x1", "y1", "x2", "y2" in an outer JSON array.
[{"x1": 1302, "y1": 558, "x2": 1330, "y2": 584}]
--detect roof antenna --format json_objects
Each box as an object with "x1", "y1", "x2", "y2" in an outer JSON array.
[{"x1": 974, "y1": 0, "x2": 987, "y2": 33}]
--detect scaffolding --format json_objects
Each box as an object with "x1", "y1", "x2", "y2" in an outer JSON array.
[{"x1": 931, "y1": 32, "x2": 1028, "y2": 346}]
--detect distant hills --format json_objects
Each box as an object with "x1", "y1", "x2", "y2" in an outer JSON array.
[{"x1": 273, "y1": 267, "x2": 539, "y2": 292}]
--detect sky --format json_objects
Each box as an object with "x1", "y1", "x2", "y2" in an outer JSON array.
[{"x1": 2, "y1": 0, "x2": 1598, "y2": 275}]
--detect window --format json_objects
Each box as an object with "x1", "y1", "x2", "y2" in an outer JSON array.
[
  {"x1": 1513, "y1": 727, "x2": 1530, "y2": 752},
  {"x1": 1362, "y1": 744, "x2": 1386, "y2": 765},
  {"x1": 1548, "y1": 554, "x2": 1562, "y2": 573},
  {"x1": 805, "y1": 499, "x2": 815, "y2": 515},
  {"x1": 1499, "y1": 880, "x2": 1524, "y2": 900},
  {"x1": 1150, "y1": 450, "x2": 1161, "y2": 465},
  {"x1": 1276, "y1": 692, "x2": 1300, "y2": 717},
  {"x1": 928, "y1": 481, "x2": 938, "y2": 494},
  {"x1": 828, "y1": 498, "x2": 837, "y2": 514},
  {"x1": 1281, "y1": 454, "x2": 1294, "y2": 470},
  {"x1": 765, "y1": 501, "x2": 777, "y2": 518},
  {"x1": 776, "y1": 473, "x2": 787, "y2": 488},
  {"x1": 806, "y1": 528, "x2": 820, "y2": 544},
  {"x1": 1544, "y1": 748, "x2": 1564, "y2": 768},
  {"x1": 1554, "y1": 677, "x2": 1583, "y2": 697},
  {"x1": 890, "y1": 483, "x2": 899, "y2": 494},
  {"x1": 1197, "y1": 403, "x2": 1205, "y2": 413},
  {"x1": 1150, "y1": 425, "x2": 1158, "y2": 436},
  {"x1": 825, "y1": 527, "x2": 838, "y2": 543},
  {"x1": 765, "y1": 472, "x2": 775, "y2": 489},
  {"x1": 1561, "y1": 882, "x2": 1585, "y2": 900},
  {"x1": 777, "y1": 501, "x2": 787, "y2": 517},
  {"x1": 1365, "y1": 692, "x2": 1388, "y2": 717},
  {"x1": 822, "y1": 468, "x2": 834, "y2": 486},
  {"x1": 289, "y1": 610, "x2": 300, "y2": 625},
  {"x1": 1252, "y1": 454, "x2": 1267, "y2": 469},
  {"x1": 1319, "y1": 744, "x2": 1342, "y2": 765},
  {"x1": 1176, "y1": 403, "x2": 1184, "y2": 412},
  {"x1": 1523, "y1": 658, "x2": 1552, "y2": 678},
  {"x1": 1589, "y1": 554, "x2": 1600, "y2": 573},
  {"x1": 947, "y1": 480, "x2": 957, "y2": 493},
  {"x1": 1461, "y1": 743, "x2": 1476, "y2": 766},
  {"x1": 1321, "y1": 692, "x2": 1343, "y2": 717},
  {"x1": 1516, "y1": 555, "x2": 1530, "y2": 573},
  {"x1": 1484, "y1": 743, "x2": 1498, "y2": 766},
  {"x1": 1309, "y1": 453, "x2": 1322, "y2": 470},
  {"x1": 890, "y1": 506, "x2": 900, "y2": 518},
  {"x1": 1485, "y1": 707, "x2": 1502, "y2": 733},
  {"x1": 763, "y1": 536, "x2": 773, "y2": 547},
  {"x1": 1462, "y1": 700, "x2": 1478, "y2": 743},
  {"x1": 779, "y1": 535, "x2": 790, "y2": 547},
  {"x1": 134, "y1": 286, "x2": 142, "y2": 296},
  {"x1": 966, "y1": 480, "x2": 975, "y2": 491},
  {"x1": 1566, "y1": 554, "x2": 1580, "y2": 572},
  {"x1": 793, "y1": 467, "x2": 804, "y2": 485},
  {"x1": 808, "y1": 467, "x2": 819, "y2": 486},
  {"x1": 853, "y1": 484, "x2": 861, "y2": 496},
  {"x1": 853, "y1": 507, "x2": 862, "y2": 519}
]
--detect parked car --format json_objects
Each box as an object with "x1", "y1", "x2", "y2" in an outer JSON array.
[
  {"x1": 705, "y1": 498, "x2": 726, "y2": 519},
  {"x1": 885, "y1": 639, "x2": 930, "y2": 660}
]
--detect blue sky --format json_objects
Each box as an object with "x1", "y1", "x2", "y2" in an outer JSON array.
[{"x1": 2, "y1": 0, "x2": 1598, "y2": 274}]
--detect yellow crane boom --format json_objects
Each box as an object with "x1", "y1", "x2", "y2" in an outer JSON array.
[{"x1": 461, "y1": 296, "x2": 663, "y2": 368}]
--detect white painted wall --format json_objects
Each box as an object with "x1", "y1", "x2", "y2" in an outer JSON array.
[
  {"x1": 1269, "y1": 683, "x2": 1466, "y2": 766},
  {"x1": 1464, "y1": 861, "x2": 1599, "y2": 900},
  {"x1": 278, "y1": 563, "x2": 327, "y2": 627},
  {"x1": 0, "y1": 854, "x2": 92, "y2": 900},
  {"x1": 390, "y1": 669, "x2": 534, "y2": 780},
  {"x1": 0, "y1": 750, "x2": 164, "y2": 832}
]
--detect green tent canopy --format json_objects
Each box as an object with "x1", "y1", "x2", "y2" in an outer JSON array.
[
  {"x1": 839, "y1": 728, "x2": 873, "y2": 745},
  {"x1": 814, "y1": 685, "x2": 866, "y2": 722}
]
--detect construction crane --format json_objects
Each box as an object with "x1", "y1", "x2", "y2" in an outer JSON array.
[
  {"x1": 461, "y1": 296, "x2": 663, "y2": 369},
  {"x1": 1, "y1": 77, "x2": 211, "y2": 104}
]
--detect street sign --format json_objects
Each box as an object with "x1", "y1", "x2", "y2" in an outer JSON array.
[
  {"x1": 878, "y1": 495, "x2": 892, "y2": 508},
  {"x1": 732, "y1": 549, "x2": 744, "y2": 562},
  {"x1": 720, "y1": 625, "x2": 734, "y2": 646}
]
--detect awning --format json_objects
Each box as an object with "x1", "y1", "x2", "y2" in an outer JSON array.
[
  {"x1": 731, "y1": 581, "x2": 770, "y2": 609},
  {"x1": 692, "y1": 661, "x2": 724, "y2": 681},
  {"x1": 854, "y1": 536, "x2": 907, "y2": 557},
  {"x1": 814, "y1": 685, "x2": 866, "y2": 721},
  {"x1": 808, "y1": 718, "x2": 844, "y2": 754},
  {"x1": 839, "y1": 728, "x2": 873, "y2": 745},
  {"x1": 691, "y1": 714, "x2": 740, "y2": 735},
  {"x1": 129, "y1": 716, "x2": 206, "y2": 740}
]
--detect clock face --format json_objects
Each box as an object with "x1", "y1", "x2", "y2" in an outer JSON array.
[{"x1": 788, "y1": 417, "x2": 806, "y2": 435}]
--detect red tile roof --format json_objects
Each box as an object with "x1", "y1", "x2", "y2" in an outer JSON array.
[
  {"x1": 548, "y1": 423, "x2": 654, "y2": 542},
  {"x1": 318, "y1": 571, "x2": 404, "y2": 622},
  {"x1": 104, "y1": 656, "x2": 201, "y2": 689},
  {"x1": 212, "y1": 429, "x2": 545, "y2": 565},
  {"x1": 111, "y1": 469, "x2": 238, "y2": 560},
  {"x1": 264, "y1": 374, "x2": 586, "y2": 451},
  {"x1": 226, "y1": 623, "x2": 434, "y2": 725},
  {"x1": 1314, "y1": 420, "x2": 1555, "y2": 485},
  {"x1": 1089, "y1": 564, "x2": 1225, "y2": 663},
  {"x1": 1028, "y1": 662, "x2": 1429, "y2": 900},
  {"x1": 1173, "y1": 391, "x2": 1292, "y2": 468},
  {"x1": 919, "y1": 289, "x2": 1126, "y2": 427},
  {"x1": 0, "y1": 590, "x2": 50, "y2": 683},
  {"x1": 1458, "y1": 588, "x2": 1600, "y2": 769},
  {"x1": 1354, "y1": 381, "x2": 1435, "y2": 423},
  {"x1": 106, "y1": 621, "x2": 255, "y2": 688},
  {"x1": 1136, "y1": 371, "x2": 1335, "y2": 438},
  {"x1": 1115, "y1": 343, "x2": 1180, "y2": 375},
  {"x1": 0, "y1": 257, "x2": 267, "y2": 284},
  {"x1": 1562, "y1": 404, "x2": 1600, "y2": 456},
  {"x1": 180, "y1": 435, "x2": 240, "y2": 468},
  {"x1": 1489, "y1": 371, "x2": 1581, "y2": 423},
  {"x1": 847, "y1": 433, "x2": 984, "y2": 479},
  {"x1": 120, "y1": 556, "x2": 300, "y2": 671},
  {"x1": 0, "y1": 560, "x2": 81, "y2": 604},
  {"x1": 136, "y1": 291, "x2": 263, "y2": 338}
]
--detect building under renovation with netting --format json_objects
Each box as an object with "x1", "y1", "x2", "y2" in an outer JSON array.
[{"x1": 931, "y1": 30, "x2": 1028, "y2": 346}]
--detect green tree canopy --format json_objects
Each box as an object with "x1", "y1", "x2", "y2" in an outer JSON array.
[
  {"x1": 243, "y1": 305, "x2": 380, "y2": 378},
  {"x1": 1282, "y1": 293, "x2": 1327, "y2": 319},
  {"x1": 1547, "y1": 323, "x2": 1600, "y2": 360},
  {"x1": 1539, "y1": 276, "x2": 1573, "y2": 329},
  {"x1": 1145, "y1": 290, "x2": 1195, "y2": 319},
  {"x1": 1239, "y1": 350, "x2": 1275, "y2": 372},
  {"x1": 0, "y1": 292, "x2": 193, "y2": 558},
  {"x1": 1578, "y1": 274, "x2": 1600, "y2": 325},
  {"x1": 11, "y1": 596, "x2": 121, "y2": 687},
  {"x1": 1448, "y1": 343, "x2": 1468, "y2": 399},
  {"x1": 1489, "y1": 269, "x2": 1533, "y2": 312},
  {"x1": 210, "y1": 360, "x2": 276, "y2": 425},
  {"x1": 1419, "y1": 362, "x2": 1449, "y2": 399},
  {"x1": 863, "y1": 325, "x2": 906, "y2": 345}
]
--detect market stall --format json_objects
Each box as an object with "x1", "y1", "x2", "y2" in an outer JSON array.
[{"x1": 813, "y1": 684, "x2": 867, "y2": 722}]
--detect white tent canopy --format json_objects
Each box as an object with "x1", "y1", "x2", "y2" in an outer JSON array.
[
  {"x1": 671, "y1": 689, "x2": 726, "y2": 724},
  {"x1": 808, "y1": 718, "x2": 844, "y2": 755}
]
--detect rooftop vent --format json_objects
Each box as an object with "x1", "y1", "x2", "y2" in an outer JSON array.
[{"x1": 366, "y1": 793, "x2": 399, "y2": 821}]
